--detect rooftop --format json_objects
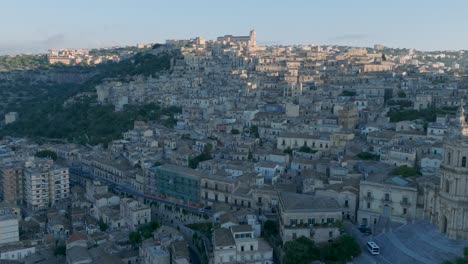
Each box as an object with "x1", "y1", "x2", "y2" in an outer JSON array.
[
  {"x1": 279, "y1": 191, "x2": 341, "y2": 212},
  {"x1": 213, "y1": 228, "x2": 235, "y2": 247}
]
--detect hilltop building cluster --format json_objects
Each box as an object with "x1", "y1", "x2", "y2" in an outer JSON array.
[{"x1": 1, "y1": 30, "x2": 468, "y2": 263}]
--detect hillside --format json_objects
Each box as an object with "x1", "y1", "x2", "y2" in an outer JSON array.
[{"x1": 0, "y1": 48, "x2": 179, "y2": 146}]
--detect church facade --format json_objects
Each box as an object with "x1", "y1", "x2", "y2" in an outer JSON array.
[{"x1": 428, "y1": 102, "x2": 468, "y2": 240}]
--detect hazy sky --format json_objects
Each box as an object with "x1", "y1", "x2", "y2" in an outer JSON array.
[{"x1": 1, "y1": 0, "x2": 467, "y2": 54}]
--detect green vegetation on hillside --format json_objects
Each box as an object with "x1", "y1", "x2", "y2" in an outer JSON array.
[
  {"x1": 389, "y1": 165, "x2": 420, "y2": 177},
  {"x1": 387, "y1": 100, "x2": 413, "y2": 108},
  {"x1": 357, "y1": 152, "x2": 380, "y2": 160},
  {"x1": 35, "y1": 150, "x2": 58, "y2": 161},
  {"x1": 0, "y1": 51, "x2": 177, "y2": 146},
  {"x1": 340, "y1": 90, "x2": 356, "y2": 96},
  {"x1": 129, "y1": 221, "x2": 161, "y2": 247},
  {"x1": 298, "y1": 146, "x2": 318, "y2": 153},
  {"x1": 387, "y1": 107, "x2": 458, "y2": 123},
  {"x1": 1, "y1": 100, "x2": 180, "y2": 146},
  {"x1": 0, "y1": 54, "x2": 49, "y2": 70},
  {"x1": 189, "y1": 146, "x2": 213, "y2": 169},
  {"x1": 187, "y1": 223, "x2": 213, "y2": 239}
]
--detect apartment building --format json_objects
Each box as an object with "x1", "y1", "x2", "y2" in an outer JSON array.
[
  {"x1": 24, "y1": 165, "x2": 69, "y2": 211},
  {"x1": 0, "y1": 210, "x2": 19, "y2": 245},
  {"x1": 213, "y1": 225, "x2": 273, "y2": 264},
  {"x1": 153, "y1": 164, "x2": 202, "y2": 207},
  {"x1": 0, "y1": 162, "x2": 23, "y2": 205}
]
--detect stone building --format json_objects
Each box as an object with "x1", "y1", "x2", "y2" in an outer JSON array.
[
  {"x1": 357, "y1": 175, "x2": 418, "y2": 226},
  {"x1": 431, "y1": 103, "x2": 468, "y2": 239},
  {"x1": 278, "y1": 192, "x2": 342, "y2": 244},
  {"x1": 337, "y1": 104, "x2": 358, "y2": 130}
]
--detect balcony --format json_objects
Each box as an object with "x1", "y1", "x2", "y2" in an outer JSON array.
[
  {"x1": 381, "y1": 198, "x2": 392, "y2": 203},
  {"x1": 363, "y1": 195, "x2": 374, "y2": 201},
  {"x1": 400, "y1": 200, "x2": 411, "y2": 207}
]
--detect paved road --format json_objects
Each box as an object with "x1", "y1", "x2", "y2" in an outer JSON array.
[
  {"x1": 70, "y1": 166, "x2": 211, "y2": 263},
  {"x1": 344, "y1": 221, "x2": 392, "y2": 264},
  {"x1": 69, "y1": 167, "x2": 212, "y2": 216},
  {"x1": 346, "y1": 220, "x2": 468, "y2": 264}
]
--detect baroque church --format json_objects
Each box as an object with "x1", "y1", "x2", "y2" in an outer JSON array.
[{"x1": 426, "y1": 100, "x2": 468, "y2": 240}]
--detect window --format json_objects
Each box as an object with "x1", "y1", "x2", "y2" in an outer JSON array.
[
  {"x1": 448, "y1": 152, "x2": 451, "y2": 165},
  {"x1": 241, "y1": 246, "x2": 244, "y2": 252},
  {"x1": 225, "y1": 196, "x2": 228, "y2": 203},
  {"x1": 292, "y1": 233, "x2": 297, "y2": 239},
  {"x1": 462, "y1": 157, "x2": 467, "y2": 167},
  {"x1": 403, "y1": 208, "x2": 407, "y2": 215},
  {"x1": 384, "y1": 193, "x2": 390, "y2": 201},
  {"x1": 250, "y1": 245, "x2": 254, "y2": 251},
  {"x1": 367, "y1": 192, "x2": 372, "y2": 198},
  {"x1": 445, "y1": 180, "x2": 450, "y2": 193},
  {"x1": 367, "y1": 202, "x2": 370, "y2": 209},
  {"x1": 402, "y1": 197, "x2": 408, "y2": 204},
  {"x1": 329, "y1": 231, "x2": 333, "y2": 238},
  {"x1": 345, "y1": 200, "x2": 349, "y2": 208}
]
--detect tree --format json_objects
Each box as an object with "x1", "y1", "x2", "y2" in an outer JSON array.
[
  {"x1": 322, "y1": 235, "x2": 361, "y2": 263},
  {"x1": 283, "y1": 236, "x2": 320, "y2": 264},
  {"x1": 153, "y1": 161, "x2": 163, "y2": 167},
  {"x1": 298, "y1": 146, "x2": 317, "y2": 153},
  {"x1": 390, "y1": 166, "x2": 420, "y2": 177},
  {"x1": 231, "y1": 129, "x2": 240, "y2": 134},
  {"x1": 189, "y1": 151, "x2": 212, "y2": 169},
  {"x1": 398, "y1": 91, "x2": 407, "y2": 98},
  {"x1": 98, "y1": 218, "x2": 109, "y2": 231},
  {"x1": 35, "y1": 150, "x2": 58, "y2": 161},
  {"x1": 263, "y1": 220, "x2": 278, "y2": 237},
  {"x1": 250, "y1": 125, "x2": 259, "y2": 138},
  {"x1": 54, "y1": 245, "x2": 66, "y2": 256},
  {"x1": 283, "y1": 147, "x2": 293, "y2": 155},
  {"x1": 357, "y1": 152, "x2": 380, "y2": 161},
  {"x1": 129, "y1": 231, "x2": 142, "y2": 247},
  {"x1": 382, "y1": 53, "x2": 387, "y2": 61},
  {"x1": 341, "y1": 90, "x2": 356, "y2": 96},
  {"x1": 456, "y1": 258, "x2": 468, "y2": 264}
]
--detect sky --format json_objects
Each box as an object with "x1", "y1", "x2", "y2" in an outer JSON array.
[{"x1": 1, "y1": 0, "x2": 467, "y2": 54}]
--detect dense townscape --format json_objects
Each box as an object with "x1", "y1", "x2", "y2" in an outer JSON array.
[{"x1": 1, "y1": 30, "x2": 468, "y2": 264}]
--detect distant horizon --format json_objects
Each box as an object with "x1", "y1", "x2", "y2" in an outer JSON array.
[
  {"x1": 1, "y1": 0, "x2": 467, "y2": 55},
  {"x1": 2, "y1": 38, "x2": 467, "y2": 57}
]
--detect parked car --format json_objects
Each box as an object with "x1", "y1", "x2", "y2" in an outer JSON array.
[{"x1": 358, "y1": 226, "x2": 372, "y2": 235}]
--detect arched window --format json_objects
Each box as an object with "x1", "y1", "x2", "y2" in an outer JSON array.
[
  {"x1": 462, "y1": 156, "x2": 467, "y2": 167},
  {"x1": 445, "y1": 180, "x2": 450, "y2": 193}
]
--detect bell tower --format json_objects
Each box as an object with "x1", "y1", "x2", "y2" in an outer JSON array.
[
  {"x1": 436, "y1": 99, "x2": 468, "y2": 239},
  {"x1": 249, "y1": 29, "x2": 256, "y2": 47}
]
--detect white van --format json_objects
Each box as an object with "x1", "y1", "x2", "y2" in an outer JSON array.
[{"x1": 367, "y1": 241, "x2": 380, "y2": 255}]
